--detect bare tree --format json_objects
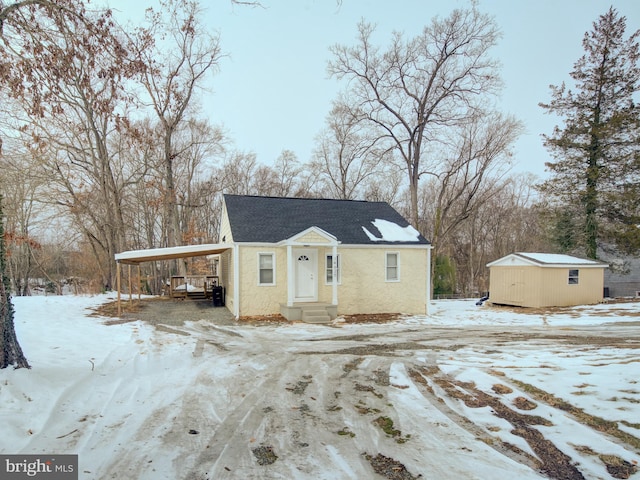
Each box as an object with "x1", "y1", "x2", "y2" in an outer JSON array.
[
  {"x1": 0, "y1": 0, "x2": 125, "y2": 368},
  {"x1": 449, "y1": 174, "x2": 547, "y2": 295},
  {"x1": 1, "y1": 0, "x2": 141, "y2": 289},
  {"x1": 363, "y1": 166, "x2": 405, "y2": 207},
  {"x1": 251, "y1": 150, "x2": 305, "y2": 197},
  {"x1": 130, "y1": 0, "x2": 223, "y2": 252},
  {"x1": 424, "y1": 113, "x2": 523, "y2": 252},
  {"x1": 218, "y1": 151, "x2": 258, "y2": 195},
  {"x1": 0, "y1": 193, "x2": 30, "y2": 369},
  {"x1": 173, "y1": 119, "x2": 225, "y2": 243},
  {"x1": 312, "y1": 100, "x2": 387, "y2": 200},
  {"x1": 0, "y1": 149, "x2": 45, "y2": 296},
  {"x1": 328, "y1": 8, "x2": 501, "y2": 226},
  {"x1": 415, "y1": 112, "x2": 522, "y2": 294}
]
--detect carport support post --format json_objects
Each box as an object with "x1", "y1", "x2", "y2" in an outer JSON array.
[
  {"x1": 116, "y1": 262, "x2": 121, "y2": 317},
  {"x1": 128, "y1": 265, "x2": 132, "y2": 306}
]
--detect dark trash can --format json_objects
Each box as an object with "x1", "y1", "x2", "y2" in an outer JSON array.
[{"x1": 212, "y1": 286, "x2": 225, "y2": 307}]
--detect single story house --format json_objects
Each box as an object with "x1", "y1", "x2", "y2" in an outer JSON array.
[
  {"x1": 486, "y1": 253, "x2": 607, "y2": 308},
  {"x1": 219, "y1": 195, "x2": 432, "y2": 321}
]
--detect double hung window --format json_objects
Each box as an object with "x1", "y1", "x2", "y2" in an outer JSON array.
[
  {"x1": 326, "y1": 254, "x2": 341, "y2": 284},
  {"x1": 568, "y1": 269, "x2": 579, "y2": 285},
  {"x1": 386, "y1": 252, "x2": 399, "y2": 282},
  {"x1": 258, "y1": 253, "x2": 275, "y2": 285}
]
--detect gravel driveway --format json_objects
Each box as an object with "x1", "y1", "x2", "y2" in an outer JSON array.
[{"x1": 120, "y1": 297, "x2": 236, "y2": 326}]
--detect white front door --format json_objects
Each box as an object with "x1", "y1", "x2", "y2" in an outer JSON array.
[{"x1": 294, "y1": 248, "x2": 317, "y2": 302}]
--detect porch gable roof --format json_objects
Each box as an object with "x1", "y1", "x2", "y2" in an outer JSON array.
[{"x1": 279, "y1": 226, "x2": 339, "y2": 246}]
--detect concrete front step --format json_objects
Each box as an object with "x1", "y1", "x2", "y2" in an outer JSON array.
[
  {"x1": 302, "y1": 315, "x2": 331, "y2": 324},
  {"x1": 301, "y1": 309, "x2": 331, "y2": 324},
  {"x1": 280, "y1": 303, "x2": 337, "y2": 322}
]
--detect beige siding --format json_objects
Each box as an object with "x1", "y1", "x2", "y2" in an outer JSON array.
[
  {"x1": 537, "y1": 268, "x2": 604, "y2": 307},
  {"x1": 219, "y1": 249, "x2": 234, "y2": 313},
  {"x1": 237, "y1": 246, "x2": 288, "y2": 316},
  {"x1": 488, "y1": 266, "x2": 528, "y2": 306},
  {"x1": 218, "y1": 203, "x2": 233, "y2": 243},
  {"x1": 320, "y1": 247, "x2": 429, "y2": 315},
  {"x1": 296, "y1": 231, "x2": 332, "y2": 244},
  {"x1": 490, "y1": 266, "x2": 604, "y2": 307},
  {"x1": 235, "y1": 245, "x2": 429, "y2": 317}
]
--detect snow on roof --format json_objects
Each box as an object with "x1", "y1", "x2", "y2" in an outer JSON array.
[
  {"x1": 517, "y1": 253, "x2": 603, "y2": 265},
  {"x1": 487, "y1": 252, "x2": 608, "y2": 268},
  {"x1": 362, "y1": 219, "x2": 421, "y2": 242},
  {"x1": 115, "y1": 244, "x2": 230, "y2": 265}
]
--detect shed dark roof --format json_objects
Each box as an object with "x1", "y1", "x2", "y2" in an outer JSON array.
[{"x1": 223, "y1": 194, "x2": 430, "y2": 245}]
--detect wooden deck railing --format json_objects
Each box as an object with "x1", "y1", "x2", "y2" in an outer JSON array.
[{"x1": 170, "y1": 275, "x2": 219, "y2": 298}]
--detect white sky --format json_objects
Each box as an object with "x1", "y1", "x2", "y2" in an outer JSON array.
[{"x1": 105, "y1": 0, "x2": 640, "y2": 179}]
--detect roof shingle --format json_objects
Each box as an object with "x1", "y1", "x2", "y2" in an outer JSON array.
[{"x1": 223, "y1": 194, "x2": 430, "y2": 245}]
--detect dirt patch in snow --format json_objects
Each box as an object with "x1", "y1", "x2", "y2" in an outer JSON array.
[
  {"x1": 340, "y1": 313, "x2": 404, "y2": 323},
  {"x1": 92, "y1": 297, "x2": 236, "y2": 326},
  {"x1": 487, "y1": 299, "x2": 640, "y2": 318}
]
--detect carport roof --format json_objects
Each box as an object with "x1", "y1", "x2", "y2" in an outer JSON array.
[{"x1": 115, "y1": 244, "x2": 230, "y2": 265}]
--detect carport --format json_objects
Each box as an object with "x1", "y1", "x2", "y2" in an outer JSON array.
[{"x1": 114, "y1": 244, "x2": 231, "y2": 316}]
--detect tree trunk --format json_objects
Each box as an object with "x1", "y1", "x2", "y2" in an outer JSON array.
[
  {"x1": 0, "y1": 194, "x2": 30, "y2": 369},
  {"x1": 585, "y1": 109, "x2": 602, "y2": 260}
]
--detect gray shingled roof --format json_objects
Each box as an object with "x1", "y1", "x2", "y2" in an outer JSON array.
[{"x1": 223, "y1": 194, "x2": 430, "y2": 245}]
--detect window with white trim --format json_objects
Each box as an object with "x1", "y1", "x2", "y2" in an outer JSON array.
[
  {"x1": 568, "y1": 269, "x2": 579, "y2": 285},
  {"x1": 386, "y1": 252, "x2": 399, "y2": 281},
  {"x1": 258, "y1": 252, "x2": 275, "y2": 285},
  {"x1": 325, "y1": 254, "x2": 341, "y2": 284}
]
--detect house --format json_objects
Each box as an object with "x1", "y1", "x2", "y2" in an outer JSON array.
[
  {"x1": 218, "y1": 194, "x2": 432, "y2": 321},
  {"x1": 486, "y1": 253, "x2": 607, "y2": 308},
  {"x1": 600, "y1": 252, "x2": 640, "y2": 298}
]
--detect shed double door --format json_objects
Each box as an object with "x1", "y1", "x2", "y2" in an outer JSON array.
[{"x1": 504, "y1": 268, "x2": 525, "y2": 305}]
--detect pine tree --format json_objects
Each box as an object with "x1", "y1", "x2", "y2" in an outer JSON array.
[
  {"x1": 539, "y1": 7, "x2": 640, "y2": 259},
  {"x1": 433, "y1": 255, "x2": 456, "y2": 296},
  {"x1": 0, "y1": 193, "x2": 30, "y2": 369}
]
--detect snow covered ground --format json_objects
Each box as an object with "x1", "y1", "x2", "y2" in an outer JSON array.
[{"x1": 2, "y1": 295, "x2": 639, "y2": 479}]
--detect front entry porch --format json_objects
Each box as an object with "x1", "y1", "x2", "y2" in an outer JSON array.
[
  {"x1": 280, "y1": 302, "x2": 338, "y2": 324},
  {"x1": 280, "y1": 226, "x2": 340, "y2": 324}
]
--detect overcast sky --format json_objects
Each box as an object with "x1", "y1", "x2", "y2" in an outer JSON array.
[{"x1": 106, "y1": 0, "x2": 640, "y2": 180}]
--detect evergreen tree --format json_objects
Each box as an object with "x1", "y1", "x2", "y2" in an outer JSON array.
[
  {"x1": 551, "y1": 210, "x2": 579, "y2": 254},
  {"x1": 539, "y1": 7, "x2": 640, "y2": 259},
  {"x1": 0, "y1": 193, "x2": 30, "y2": 369},
  {"x1": 433, "y1": 255, "x2": 456, "y2": 296}
]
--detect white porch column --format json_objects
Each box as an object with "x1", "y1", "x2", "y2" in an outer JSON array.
[
  {"x1": 287, "y1": 244, "x2": 294, "y2": 307},
  {"x1": 332, "y1": 244, "x2": 338, "y2": 306}
]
